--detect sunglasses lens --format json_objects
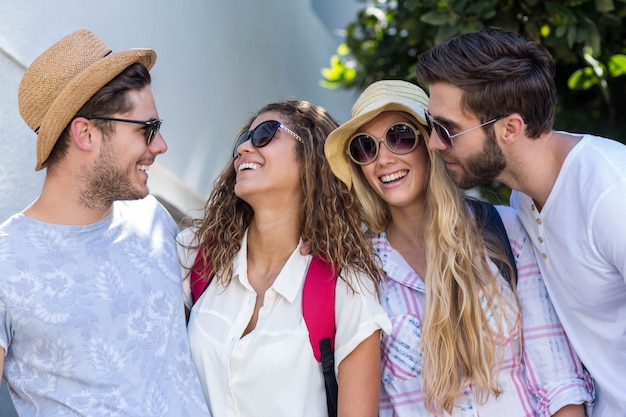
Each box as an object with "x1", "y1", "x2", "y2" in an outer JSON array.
[
  {"x1": 425, "y1": 114, "x2": 434, "y2": 134},
  {"x1": 349, "y1": 134, "x2": 377, "y2": 165},
  {"x1": 426, "y1": 112, "x2": 452, "y2": 148},
  {"x1": 386, "y1": 124, "x2": 418, "y2": 154},
  {"x1": 251, "y1": 120, "x2": 281, "y2": 148},
  {"x1": 233, "y1": 120, "x2": 282, "y2": 158},
  {"x1": 233, "y1": 131, "x2": 249, "y2": 158},
  {"x1": 146, "y1": 120, "x2": 161, "y2": 145},
  {"x1": 434, "y1": 124, "x2": 452, "y2": 147}
]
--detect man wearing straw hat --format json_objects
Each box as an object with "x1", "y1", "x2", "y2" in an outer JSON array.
[{"x1": 0, "y1": 29, "x2": 211, "y2": 416}]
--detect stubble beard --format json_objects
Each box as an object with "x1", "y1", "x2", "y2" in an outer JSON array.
[
  {"x1": 78, "y1": 140, "x2": 147, "y2": 211},
  {"x1": 447, "y1": 129, "x2": 506, "y2": 190}
]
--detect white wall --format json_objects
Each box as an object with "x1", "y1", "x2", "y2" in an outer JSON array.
[{"x1": 0, "y1": 0, "x2": 362, "y2": 222}]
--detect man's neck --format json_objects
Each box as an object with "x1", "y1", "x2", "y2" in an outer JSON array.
[
  {"x1": 23, "y1": 178, "x2": 113, "y2": 225},
  {"x1": 500, "y1": 131, "x2": 581, "y2": 210}
]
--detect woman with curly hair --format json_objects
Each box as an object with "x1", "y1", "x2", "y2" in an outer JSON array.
[
  {"x1": 324, "y1": 80, "x2": 593, "y2": 417},
  {"x1": 177, "y1": 100, "x2": 391, "y2": 417}
]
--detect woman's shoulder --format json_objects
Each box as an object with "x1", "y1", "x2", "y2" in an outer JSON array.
[{"x1": 176, "y1": 225, "x2": 200, "y2": 246}]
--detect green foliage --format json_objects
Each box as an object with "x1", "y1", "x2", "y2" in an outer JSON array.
[{"x1": 322, "y1": 0, "x2": 626, "y2": 142}]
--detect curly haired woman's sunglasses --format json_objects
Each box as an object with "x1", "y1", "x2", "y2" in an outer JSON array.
[
  {"x1": 347, "y1": 123, "x2": 421, "y2": 165},
  {"x1": 233, "y1": 120, "x2": 303, "y2": 158}
]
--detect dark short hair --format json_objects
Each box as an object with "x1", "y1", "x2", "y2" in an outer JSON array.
[{"x1": 416, "y1": 26, "x2": 556, "y2": 138}]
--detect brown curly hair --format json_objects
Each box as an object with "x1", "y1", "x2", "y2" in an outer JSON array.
[{"x1": 187, "y1": 100, "x2": 382, "y2": 291}]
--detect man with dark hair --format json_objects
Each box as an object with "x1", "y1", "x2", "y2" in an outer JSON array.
[
  {"x1": 416, "y1": 26, "x2": 625, "y2": 417},
  {"x1": 0, "y1": 29, "x2": 211, "y2": 416}
]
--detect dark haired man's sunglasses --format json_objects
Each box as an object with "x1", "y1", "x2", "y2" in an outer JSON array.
[
  {"x1": 347, "y1": 123, "x2": 421, "y2": 165},
  {"x1": 232, "y1": 120, "x2": 303, "y2": 159},
  {"x1": 87, "y1": 116, "x2": 162, "y2": 145},
  {"x1": 424, "y1": 110, "x2": 505, "y2": 148}
]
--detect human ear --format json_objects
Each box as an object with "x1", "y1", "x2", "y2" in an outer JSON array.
[
  {"x1": 69, "y1": 117, "x2": 96, "y2": 151},
  {"x1": 501, "y1": 114, "x2": 527, "y2": 144}
]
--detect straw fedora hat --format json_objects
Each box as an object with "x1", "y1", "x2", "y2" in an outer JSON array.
[
  {"x1": 324, "y1": 79, "x2": 429, "y2": 189},
  {"x1": 18, "y1": 29, "x2": 157, "y2": 171}
]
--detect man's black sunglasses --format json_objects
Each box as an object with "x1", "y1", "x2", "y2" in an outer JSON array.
[{"x1": 87, "y1": 116, "x2": 162, "y2": 145}]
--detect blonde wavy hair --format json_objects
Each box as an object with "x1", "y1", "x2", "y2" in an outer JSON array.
[
  {"x1": 350, "y1": 113, "x2": 517, "y2": 414},
  {"x1": 188, "y1": 100, "x2": 382, "y2": 291}
]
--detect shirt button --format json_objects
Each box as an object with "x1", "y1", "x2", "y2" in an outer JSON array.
[
  {"x1": 238, "y1": 341, "x2": 245, "y2": 349},
  {"x1": 536, "y1": 218, "x2": 542, "y2": 225},
  {"x1": 538, "y1": 236, "x2": 544, "y2": 243},
  {"x1": 541, "y1": 253, "x2": 547, "y2": 259},
  {"x1": 531, "y1": 204, "x2": 536, "y2": 211}
]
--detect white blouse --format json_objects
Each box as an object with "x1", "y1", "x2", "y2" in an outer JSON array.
[{"x1": 178, "y1": 228, "x2": 391, "y2": 417}]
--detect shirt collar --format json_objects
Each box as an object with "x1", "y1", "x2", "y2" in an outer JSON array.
[
  {"x1": 233, "y1": 230, "x2": 310, "y2": 303},
  {"x1": 374, "y1": 231, "x2": 426, "y2": 293}
]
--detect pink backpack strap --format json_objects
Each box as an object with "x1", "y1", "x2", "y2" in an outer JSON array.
[
  {"x1": 302, "y1": 255, "x2": 336, "y2": 361},
  {"x1": 303, "y1": 255, "x2": 338, "y2": 416},
  {"x1": 190, "y1": 249, "x2": 213, "y2": 304}
]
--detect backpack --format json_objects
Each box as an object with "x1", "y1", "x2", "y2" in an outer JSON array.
[
  {"x1": 467, "y1": 198, "x2": 518, "y2": 287},
  {"x1": 190, "y1": 251, "x2": 339, "y2": 417}
]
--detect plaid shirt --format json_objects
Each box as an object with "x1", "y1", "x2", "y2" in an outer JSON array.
[{"x1": 375, "y1": 206, "x2": 594, "y2": 417}]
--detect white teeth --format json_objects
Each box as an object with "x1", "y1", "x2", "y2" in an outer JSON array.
[
  {"x1": 138, "y1": 165, "x2": 149, "y2": 172},
  {"x1": 381, "y1": 171, "x2": 408, "y2": 183},
  {"x1": 238, "y1": 162, "x2": 261, "y2": 172}
]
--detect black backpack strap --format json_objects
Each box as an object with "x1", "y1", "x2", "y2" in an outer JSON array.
[
  {"x1": 467, "y1": 198, "x2": 517, "y2": 287},
  {"x1": 320, "y1": 338, "x2": 338, "y2": 417}
]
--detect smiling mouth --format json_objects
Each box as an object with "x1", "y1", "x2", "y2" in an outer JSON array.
[
  {"x1": 238, "y1": 162, "x2": 261, "y2": 172},
  {"x1": 380, "y1": 170, "x2": 408, "y2": 184}
]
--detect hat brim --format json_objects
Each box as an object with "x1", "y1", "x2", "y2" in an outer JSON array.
[
  {"x1": 35, "y1": 49, "x2": 156, "y2": 171},
  {"x1": 325, "y1": 102, "x2": 427, "y2": 188}
]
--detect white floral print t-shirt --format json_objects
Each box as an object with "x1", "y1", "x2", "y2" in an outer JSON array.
[{"x1": 0, "y1": 196, "x2": 211, "y2": 417}]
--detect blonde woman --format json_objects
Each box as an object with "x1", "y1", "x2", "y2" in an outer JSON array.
[
  {"x1": 178, "y1": 100, "x2": 391, "y2": 417},
  {"x1": 324, "y1": 80, "x2": 594, "y2": 417}
]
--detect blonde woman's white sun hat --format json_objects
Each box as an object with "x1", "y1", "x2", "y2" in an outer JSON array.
[{"x1": 324, "y1": 79, "x2": 429, "y2": 188}]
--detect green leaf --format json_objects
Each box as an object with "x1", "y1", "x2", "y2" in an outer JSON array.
[
  {"x1": 344, "y1": 67, "x2": 357, "y2": 81},
  {"x1": 568, "y1": 67, "x2": 600, "y2": 90},
  {"x1": 555, "y1": 24, "x2": 568, "y2": 37},
  {"x1": 320, "y1": 67, "x2": 339, "y2": 82},
  {"x1": 545, "y1": 2, "x2": 571, "y2": 18},
  {"x1": 567, "y1": 25, "x2": 577, "y2": 47},
  {"x1": 435, "y1": 24, "x2": 461, "y2": 44},
  {"x1": 608, "y1": 54, "x2": 626, "y2": 77},
  {"x1": 419, "y1": 10, "x2": 451, "y2": 26},
  {"x1": 578, "y1": 14, "x2": 602, "y2": 54},
  {"x1": 337, "y1": 43, "x2": 351, "y2": 56},
  {"x1": 595, "y1": 0, "x2": 615, "y2": 12}
]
